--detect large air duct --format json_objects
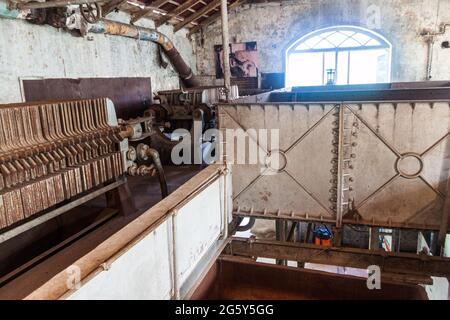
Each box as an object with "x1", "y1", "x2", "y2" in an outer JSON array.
[{"x1": 87, "y1": 19, "x2": 200, "y2": 88}]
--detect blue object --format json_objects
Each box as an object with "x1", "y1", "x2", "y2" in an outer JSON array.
[{"x1": 314, "y1": 225, "x2": 332, "y2": 240}]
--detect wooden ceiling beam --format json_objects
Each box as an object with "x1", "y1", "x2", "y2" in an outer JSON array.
[
  {"x1": 188, "y1": 0, "x2": 244, "y2": 35},
  {"x1": 102, "y1": 0, "x2": 127, "y2": 16},
  {"x1": 155, "y1": 0, "x2": 201, "y2": 28},
  {"x1": 130, "y1": 0, "x2": 171, "y2": 23},
  {"x1": 173, "y1": 0, "x2": 221, "y2": 32}
]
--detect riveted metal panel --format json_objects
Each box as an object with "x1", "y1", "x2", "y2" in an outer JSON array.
[{"x1": 219, "y1": 101, "x2": 450, "y2": 231}]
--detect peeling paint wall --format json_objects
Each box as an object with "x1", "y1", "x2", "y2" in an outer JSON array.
[
  {"x1": 0, "y1": 11, "x2": 196, "y2": 104},
  {"x1": 194, "y1": 0, "x2": 450, "y2": 84}
]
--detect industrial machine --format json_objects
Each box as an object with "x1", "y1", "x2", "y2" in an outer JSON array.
[
  {"x1": 0, "y1": 85, "x2": 449, "y2": 301},
  {"x1": 1, "y1": 1, "x2": 449, "y2": 300}
]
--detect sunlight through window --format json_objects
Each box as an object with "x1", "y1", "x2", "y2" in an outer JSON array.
[{"x1": 285, "y1": 26, "x2": 392, "y2": 87}]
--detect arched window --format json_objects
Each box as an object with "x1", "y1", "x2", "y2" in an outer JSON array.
[{"x1": 285, "y1": 26, "x2": 392, "y2": 87}]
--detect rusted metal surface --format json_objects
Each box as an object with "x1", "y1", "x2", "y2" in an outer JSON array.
[
  {"x1": 23, "y1": 77, "x2": 152, "y2": 120},
  {"x1": 219, "y1": 101, "x2": 450, "y2": 231},
  {"x1": 87, "y1": 19, "x2": 199, "y2": 88},
  {"x1": 0, "y1": 98, "x2": 125, "y2": 231},
  {"x1": 270, "y1": 87, "x2": 450, "y2": 103},
  {"x1": 228, "y1": 238, "x2": 450, "y2": 278},
  {"x1": 190, "y1": 256, "x2": 428, "y2": 300}
]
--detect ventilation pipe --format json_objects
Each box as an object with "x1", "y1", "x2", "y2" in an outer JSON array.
[{"x1": 87, "y1": 19, "x2": 200, "y2": 88}]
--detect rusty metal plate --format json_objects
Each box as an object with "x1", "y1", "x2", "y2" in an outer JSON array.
[
  {"x1": 23, "y1": 78, "x2": 152, "y2": 120},
  {"x1": 343, "y1": 102, "x2": 450, "y2": 230},
  {"x1": 219, "y1": 104, "x2": 338, "y2": 224},
  {"x1": 219, "y1": 101, "x2": 450, "y2": 231},
  {"x1": 0, "y1": 98, "x2": 125, "y2": 230}
]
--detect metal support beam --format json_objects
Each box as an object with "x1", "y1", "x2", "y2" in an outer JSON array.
[
  {"x1": 230, "y1": 237, "x2": 450, "y2": 278},
  {"x1": 220, "y1": 0, "x2": 231, "y2": 99},
  {"x1": 438, "y1": 163, "x2": 450, "y2": 255}
]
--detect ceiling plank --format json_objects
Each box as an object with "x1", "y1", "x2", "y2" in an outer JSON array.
[
  {"x1": 173, "y1": 0, "x2": 221, "y2": 32},
  {"x1": 130, "y1": 0, "x2": 172, "y2": 23},
  {"x1": 188, "y1": 0, "x2": 244, "y2": 36},
  {"x1": 155, "y1": 0, "x2": 201, "y2": 28},
  {"x1": 102, "y1": 0, "x2": 128, "y2": 16}
]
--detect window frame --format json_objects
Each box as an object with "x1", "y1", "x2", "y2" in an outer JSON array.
[{"x1": 285, "y1": 26, "x2": 392, "y2": 87}]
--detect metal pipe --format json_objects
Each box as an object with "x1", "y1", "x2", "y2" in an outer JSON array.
[
  {"x1": 15, "y1": 0, "x2": 101, "y2": 10},
  {"x1": 88, "y1": 19, "x2": 200, "y2": 88},
  {"x1": 421, "y1": 23, "x2": 450, "y2": 81},
  {"x1": 145, "y1": 147, "x2": 168, "y2": 198},
  {"x1": 426, "y1": 37, "x2": 434, "y2": 80},
  {"x1": 220, "y1": 0, "x2": 231, "y2": 99},
  {"x1": 236, "y1": 217, "x2": 256, "y2": 232},
  {"x1": 0, "y1": 1, "x2": 20, "y2": 19}
]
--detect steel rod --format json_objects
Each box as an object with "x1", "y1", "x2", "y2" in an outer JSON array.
[{"x1": 220, "y1": 0, "x2": 231, "y2": 99}]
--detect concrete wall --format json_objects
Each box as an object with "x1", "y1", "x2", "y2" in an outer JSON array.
[
  {"x1": 0, "y1": 9, "x2": 196, "y2": 104},
  {"x1": 194, "y1": 0, "x2": 450, "y2": 84}
]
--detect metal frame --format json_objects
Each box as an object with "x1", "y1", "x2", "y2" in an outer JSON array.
[
  {"x1": 229, "y1": 237, "x2": 450, "y2": 278},
  {"x1": 220, "y1": 99, "x2": 450, "y2": 237},
  {"x1": 0, "y1": 177, "x2": 126, "y2": 244},
  {"x1": 285, "y1": 25, "x2": 393, "y2": 86}
]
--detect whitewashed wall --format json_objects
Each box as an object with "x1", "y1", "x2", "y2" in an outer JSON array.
[
  {"x1": 0, "y1": 6, "x2": 197, "y2": 104},
  {"x1": 194, "y1": 0, "x2": 450, "y2": 83},
  {"x1": 67, "y1": 169, "x2": 231, "y2": 300}
]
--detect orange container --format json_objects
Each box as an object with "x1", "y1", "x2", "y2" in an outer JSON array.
[{"x1": 314, "y1": 237, "x2": 331, "y2": 247}]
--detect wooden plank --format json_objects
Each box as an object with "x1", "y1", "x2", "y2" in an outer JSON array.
[
  {"x1": 173, "y1": 0, "x2": 221, "y2": 32},
  {"x1": 155, "y1": 0, "x2": 201, "y2": 27},
  {"x1": 130, "y1": 0, "x2": 171, "y2": 23},
  {"x1": 102, "y1": 0, "x2": 127, "y2": 16},
  {"x1": 230, "y1": 237, "x2": 450, "y2": 278},
  {"x1": 0, "y1": 208, "x2": 118, "y2": 287},
  {"x1": 188, "y1": 0, "x2": 244, "y2": 35}
]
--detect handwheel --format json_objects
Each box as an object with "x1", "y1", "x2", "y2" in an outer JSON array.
[{"x1": 79, "y1": 2, "x2": 102, "y2": 24}]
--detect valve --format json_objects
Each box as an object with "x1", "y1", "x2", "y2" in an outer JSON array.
[{"x1": 79, "y1": 2, "x2": 102, "y2": 24}]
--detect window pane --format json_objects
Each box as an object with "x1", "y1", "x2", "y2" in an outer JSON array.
[
  {"x1": 287, "y1": 27, "x2": 391, "y2": 88},
  {"x1": 315, "y1": 39, "x2": 335, "y2": 49},
  {"x1": 336, "y1": 51, "x2": 349, "y2": 85},
  {"x1": 323, "y1": 51, "x2": 336, "y2": 83},
  {"x1": 366, "y1": 39, "x2": 382, "y2": 46},
  {"x1": 340, "y1": 37, "x2": 362, "y2": 48},
  {"x1": 287, "y1": 52, "x2": 323, "y2": 87},
  {"x1": 348, "y1": 49, "x2": 389, "y2": 84},
  {"x1": 326, "y1": 32, "x2": 350, "y2": 46},
  {"x1": 302, "y1": 35, "x2": 323, "y2": 49},
  {"x1": 352, "y1": 32, "x2": 372, "y2": 45}
]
